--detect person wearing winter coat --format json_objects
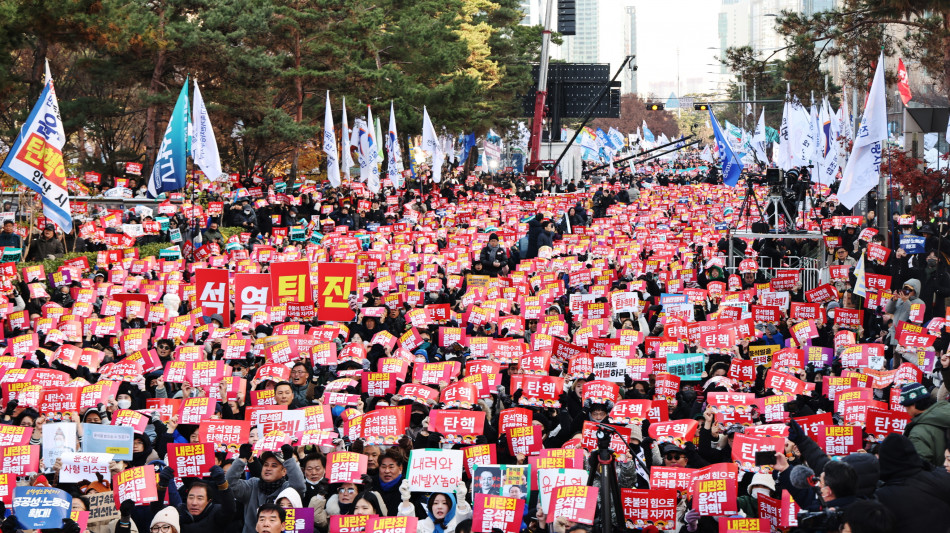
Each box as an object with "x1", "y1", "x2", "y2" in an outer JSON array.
[
  {"x1": 875, "y1": 433, "x2": 950, "y2": 531},
  {"x1": 226, "y1": 446, "x2": 306, "y2": 533},
  {"x1": 169, "y1": 467, "x2": 236, "y2": 533},
  {"x1": 885, "y1": 278, "x2": 925, "y2": 347},
  {"x1": 398, "y1": 485, "x2": 472, "y2": 533},
  {"x1": 899, "y1": 382, "x2": 950, "y2": 466}
]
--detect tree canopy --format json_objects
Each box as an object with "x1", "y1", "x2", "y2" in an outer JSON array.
[{"x1": 0, "y1": 0, "x2": 543, "y2": 180}]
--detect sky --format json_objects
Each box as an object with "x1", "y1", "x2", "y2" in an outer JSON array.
[{"x1": 587, "y1": 0, "x2": 724, "y2": 97}]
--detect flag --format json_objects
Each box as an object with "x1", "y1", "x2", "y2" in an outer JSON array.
[
  {"x1": 817, "y1": 98, "x2": 839, "y2": 185},
  {"x1": 421, "y1": 106, "x2": 445, "y2": 183},
  {"x1": 897, "y1": 59, "x2": 912, "y2": 106},
  {"x1": 374, "y1": 115, "x2": 384, "y2": 161},
  {"x1": 340, "y1": 97, "x2": 354, "y2": 180},
  {"x1": 386, "y1": 102, "x2": 403, "y2": 189},
  {"x1": 751, "y1": 109, "x2": 769, "y2": 165},
  {"x1": 191, "y1": 81, "x2": 222, "y2": 182},
  {"x1": 323, "y1": 92, "x2": 340, "y2": 188},
  {"x1": 839, "y1": 51, "x2": 887, "y2": 209},
  {"x1": 148, "y1": 79, "x2": 190, "y2": 197},
  {"x1": 852, "y1": 254, "x2": 867, "y2": 298},
  {"x1": 578, "y1": 128, "x2": 599, "y2": 151},
  {"x1": 459, "y1": 133, "x2": 477, "y2": 165},
  {"x1": 709, "y1": 108, "x2": 744, "y2": 187},
  {"x1": 700, "y1": 145, "x2": 714, "y2": 163},
  {"x1": 1, "y1": 61, "x2": 72, "y2": 231},
  {"x1": 641, "y1": 120, "x2": 655, "y2": 143},
  {"x1": 360, "y1": 106, "x2": 380, "y2": 193}
]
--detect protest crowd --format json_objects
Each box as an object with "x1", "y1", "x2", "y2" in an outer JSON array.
[{"x1": 0, "y1": 146, "x2": 948, "y2": 533}]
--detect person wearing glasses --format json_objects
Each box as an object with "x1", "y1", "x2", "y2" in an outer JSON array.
[
  {"x1": 313, "y1": 482, "x2": 360, "y2": 528},
  {"x1": 149, "y1": 507, "x2": 180, "y2": 533}
]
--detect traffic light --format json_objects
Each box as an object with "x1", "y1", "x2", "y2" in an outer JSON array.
[
  {"x1": 646, "y1": 103, "x2": 664, "y2": 111},
  {"x1": 558, "y1": 0, "x2": 576, "y2": 36},
  {"x1": 694, "y1": 104, "x2": 710, "y2": 111}
]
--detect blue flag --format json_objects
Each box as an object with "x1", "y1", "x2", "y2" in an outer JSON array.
[
  {"x1": 148, "y1": 80, "x2": 190, "y2": 197},
  {"x1": 459, "y1": 132, "x2": 477, "y2": 164},
  {"x1": 1, "y1": 63, "x2": 73, "y2": 232},
  {"x1": 709, "y1": 108, "x2": 744, "y2": 187}
]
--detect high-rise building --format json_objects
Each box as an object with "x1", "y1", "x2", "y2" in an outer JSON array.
[
  {"x1": 518, "y1": 0, "x2": 543, "y2": 26},
  {"x1": 622, "y1": 6, "x2": 638, "y2": 94},
  {"x1": 718, "y1": 0, "x2": 751, "y2": 74},
  {"x1": 563, "y1": 0, "x2": 599, "y2": 63}
]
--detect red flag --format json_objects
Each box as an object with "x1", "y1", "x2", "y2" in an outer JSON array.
[{"x1": 897, "y1": 59, "x2": 912, "y2": 105}]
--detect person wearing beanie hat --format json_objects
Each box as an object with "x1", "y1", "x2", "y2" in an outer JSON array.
[
  {"x1": 151, "y1": 506, "x2": 181, "y2": 533},
  {"x1": 900, "y1": 382, "x2": 950, "y2": 466},
  {"x1": 876, "y1": 433, "x2": 950, "y2": 531},
  {"x1": 479, "y1": 232, "x2": 508, "y2": 277}
]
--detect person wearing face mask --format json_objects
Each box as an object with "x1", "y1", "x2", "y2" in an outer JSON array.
[
  {"x1": 300, "y1": 453, "x2": 328, "y2": 506},
  {"x1": 902, "y1": 251, "x2": 950, "y2": 322},
  {"x1": 736, "y1": 473, "x2": 777, "y2": 518}
]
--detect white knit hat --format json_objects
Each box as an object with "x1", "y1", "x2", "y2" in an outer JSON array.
[{"x1": 151, "y1": 506, "x2": 180, "y2": 533}]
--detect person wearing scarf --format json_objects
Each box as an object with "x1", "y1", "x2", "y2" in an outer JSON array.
[{"x1": 397, "y1": 485, "x2": 471, "y2": 533}]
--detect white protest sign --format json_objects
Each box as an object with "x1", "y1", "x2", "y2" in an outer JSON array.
[
  {"x1": 253, "y1": 409, "x2": 305, "y2": 436},
  {"x1": 42, "y1": 422, "x2": 77, "y2": 470},
  {"x1": 407, "y1": 448, "x2": 463, "y2": 493},
  {"x1": 59, "y1": 452, "x2": 113, "y2": 483},
  {"x1": 538, "y1": 468, "x2": 587, "y2": 510},
  {"x1": 592, "y1": 357, "x2": 629, "y2": 383},
  {"x1": 610, "y1": 292, "x2": 640, "y2": 314}
]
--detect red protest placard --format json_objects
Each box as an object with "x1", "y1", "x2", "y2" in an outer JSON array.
[
  {"x1": 473, "y1": 494, "x2": 524, "y2": 533},
  {"x1": 0, "y1": 473, "x2": 14, "y2": 504},
  {"x1": 692, "y1": 477, "x2": 738, "y2": 516},
  {"x1": 329, "y1": 515, "x2": 370, "y2": 533},
  {"x1": 195, "y1": 269, "x2": 230, "y2": 325},
  {"x1": 463, "y1": 444, "x2": 497, "y2": 477},
  {"x1": 111, "y1": 410, "x2": 149, "y2": 433},
  {"x1": 364, "y1": 516, "x2": 417, "y2": 533},
  {"x1": 817, "y1": 425, "x2": 861, "y2": 456},
  {"x1": 234, "y1": 273, "x2": 271, "y2": 318},
  {"x1": 650, "y1": 466, "x2": 693, "y2": 493},
  {"x1": 609, "y1": 399, "x2": 667, "y2": 425},
  {"x1": 546, "y1": 485, "x2": 598, "y2": 525},
  {"x1": 167, "y1": 443, "x2": 215, "y2": 477},
  {"x1": 178, "y1": 397, "x2": 215, "y2": 425},
  {"x1": 507, "y1": 425, "x2": 543, "y2": 456},
  {"x1": 326, "y1": 452, "x2": 367, "y2": 484},
  {"x1": 360, "y1": 407, "x2": 408, "y2": 446},
  {"x1": 198, "y1": 420, "x2": 250, "y2": 447},
  {"x1": 113, "y1": 465, "x2": 158, "y2": 507},
  {"x1": 648, "y1": 419, "x2": 698, "y2": 448},
  {"x1": 271, "y1": 261, "x2": 313, "y2": 306},
  {"x1": 865, "y1": 408, "x2": 910, "y2": 441},
  {"x1": 499, "y1": 408, "x2": 532, "y2": 434},
  {"x1": 731, "y1": 434, "x2": 784, "y2": 473},
  {"x1": 428, "y1": 410, "x2": 485, "y2": 444},
  {"x1": 316, "y1": 262, "x2": 356, "y2": 322},
  {"x1": 720, "y1": 518, "x2": 769, "y2": 533},
  {"x1": 621, "y1": 488, "x2": 678, "y2": 530},
  {"x1": 0, "y1": 445, "x2": 38, "y2": 475}
]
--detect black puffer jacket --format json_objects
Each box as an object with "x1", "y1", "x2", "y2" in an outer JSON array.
[{"x1": 875, "y1": 434, "x2": 950, "y2": 531}]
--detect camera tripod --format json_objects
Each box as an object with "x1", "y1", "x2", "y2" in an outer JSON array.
[
  {"x1": 736, "y1": 177, "x2": 796, "y2": 231},
  {"x1": 586, "y1": 424, "x2": 642, "y2": 533}
]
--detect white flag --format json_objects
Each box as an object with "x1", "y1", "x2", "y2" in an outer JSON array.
[
  {"x1": 386, "y1": 102, "x2": 404, "y2": 189},
  {"x1": 816, "y1": 98, "x2": 839, "y2": 185},
  {"x1": 751, "y1": 109, "x2": 769, "y2": 165},
  {"x1": 323, "y1": 92, "x2": 340, "y2": 188},
  {"x1": 340, "y1": 98, "x2": 354, "y2": 181},
  {"x1": 421, "y1": 106, "x2": 445, "y2": 183},
  {"x1": 191, "y1": 81, "x2": 222, "y2": 181},
  {"x1": 779, "y1": 95, "x2": 794, "y2": 171},
  {"x1": 360, "y1": 106, "x2": 380, "y2": 193},
  {"x1": 839, "y1": 51, "x2": 887, "y2": 209}
]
